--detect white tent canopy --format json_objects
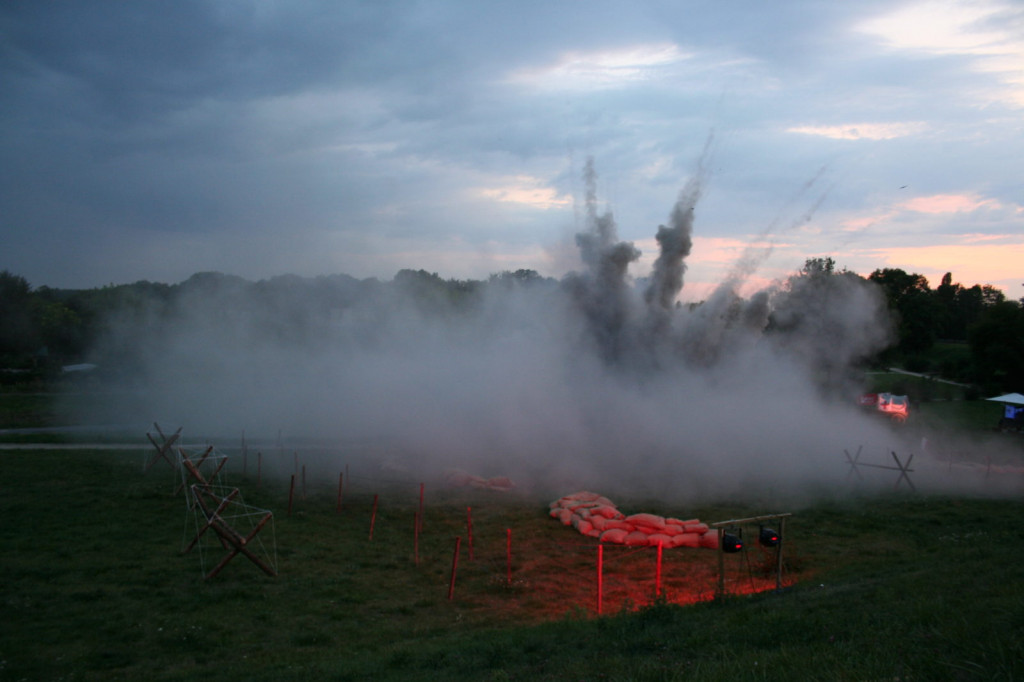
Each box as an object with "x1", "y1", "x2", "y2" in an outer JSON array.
[{"x1": 986, "y1": 393, "x2": 1024, "y2": 405}]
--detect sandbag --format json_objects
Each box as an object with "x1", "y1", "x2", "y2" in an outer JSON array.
[
  {"x1": 699, "y1": 531, "x2": 719, "y2": 549},
  {"x1": 601, "y1": 519, "x2": 634, "y2": 532},
  {"x1": 589, "y1": 505, "x2": 622, "y2": 520},
  {"x1": 671, "y1": 532, "x2": 702, "y2": 548},
  {"x1": 574, "y1": 519, "x2": 594, "y2": 536},
  {"x1": 600, "y1": 528, "x2": 629, "y2": 544},
  {"x1": 647, "y1": 533, "x2": 674, "y2": 548},
  {"x1": 684, "y1": 522, "x2": 710, "y2": 534},
  {"x1": 624, "y1": 531, "x2": 651, "y2": 547},
  {"x1": 626, "y1": 513, "x2": 666, "y2": 529}
]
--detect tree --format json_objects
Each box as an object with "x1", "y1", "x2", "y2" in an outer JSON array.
[
  {"x1": 0, "y1": 271, "x2": 40, "y2": 363},
  {"x1": 869, "y1": 268, "x2": 942, "y2": 357},
  {"x1": 968, "y1": 301, "x2": 1024, "y2": 393}
]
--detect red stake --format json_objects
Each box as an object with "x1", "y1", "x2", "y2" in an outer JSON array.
[
  {"x1": 466, "y1": 506, "x2": 474, "y2": 561},
  {"x1": 597, "y1": 544, "x2": 604, "y2": 615},
  {"x1": 448, "y1": 537, "x2": 461, "y2": 600},
  {"x1": 369, "y1": 493, "x2": 379, "y2": 540}
]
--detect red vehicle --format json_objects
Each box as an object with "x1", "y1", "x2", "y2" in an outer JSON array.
[{"x1": 859, "y1": 392, "x2": 909, "y2": 422}]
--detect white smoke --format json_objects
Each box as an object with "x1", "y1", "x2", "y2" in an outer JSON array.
[{"x1": 84, "y1": 156, "x2": 926, "y2": 506}]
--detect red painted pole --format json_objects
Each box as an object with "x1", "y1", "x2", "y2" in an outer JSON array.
[
  {"x1": 597, "y1": 544, "x2": 604, "y2": 615},
  {"x1": 287, "y1": 474, "x2": 295, "y2": 517},
  {"x1": 369, "y1": 494, "x2": 379, "y2": 541},
  {"x1": 447, "y1": 537, "x2": 461, "y2": 600},
  {"x1": 466, "y1": 506, "x2": 474, "y2": 561},
  {"x1": 506, "y1": 528, "x2": 512, "y2": 586}
]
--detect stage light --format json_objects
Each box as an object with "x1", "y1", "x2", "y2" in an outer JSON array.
[
  {"x1": 759, "y1": 526, "x2": 780, "y2": 548},
  {"x1": 722, "y1": 532, "x2": 743, "y2": 553}
]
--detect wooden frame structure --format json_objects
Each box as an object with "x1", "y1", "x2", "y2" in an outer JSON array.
[
  {"x1": 711, "y1": 512, "x2": 791, "y2": 599},
  {"x1": 844, "y1": 446, "x2": 916, "y2": 491},
  {"x1": 145, "y1": 423, "x2": 181, "y2": 471},
  {"x1": 187, "y1": 484, "x2": 277, "y2": 580}
]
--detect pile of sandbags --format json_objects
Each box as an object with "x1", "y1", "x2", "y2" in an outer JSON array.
[{"x1": 549, "y1": 491, "x2": 719, "y2": 549}]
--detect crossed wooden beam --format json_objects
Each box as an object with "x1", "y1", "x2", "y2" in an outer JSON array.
[
  {"x1": 175, "y1": 446, "x2": 227, "y2": 496},
  {"x1": 187, "y1": 484, "x2": 277, "y2": 580},
  {"x1": 146, "y1": 423, "x2": 181, "y2": 471},
  {"x1": 844, "y1": 446, "x2": 916, "y2": 491}
]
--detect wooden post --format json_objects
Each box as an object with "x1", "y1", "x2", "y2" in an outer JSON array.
[
  {"x1": 466, "y1": 507, "x2": 474, "y2": 561},
  {"x1": 287, "y1": 474, "x2": 295, "y2": 517},
  {"x1": 369, "y1": 494, "x2": 379, "y2": 541},
  {"x1": 596, "y1": 544, "x2": 604, "y2": 615},
  {"x1": 447, "y1": 537, "x2": 461, "y2": 600},
  {"x1": 506, "y1": 528, "x2": 512, "y2": 587}
]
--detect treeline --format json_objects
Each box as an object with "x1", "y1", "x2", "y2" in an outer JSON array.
[{"x1": 0, "y1": 263, "x2": 1021, "y2": 391}]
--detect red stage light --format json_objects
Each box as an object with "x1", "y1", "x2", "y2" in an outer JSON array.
[{"x1": 759, "y1": 527, "x2": 780, "y2": 548}]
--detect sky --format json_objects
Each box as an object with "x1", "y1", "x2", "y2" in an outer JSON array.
[{"x1": 2, "y1": 0, "x2": 1022, "y2": 302}]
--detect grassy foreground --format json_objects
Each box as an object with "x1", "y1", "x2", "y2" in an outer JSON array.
[{"x1": 2, "y1": 444, "x2": 1023, "y2": 681}]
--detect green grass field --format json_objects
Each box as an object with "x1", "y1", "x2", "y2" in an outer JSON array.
[
  {"x1": 3, "y1": 386, "x2": 1024, "y2": 680},
  {"x1": 2, "y1": 440, "x2": 1023, "y2": 681}
]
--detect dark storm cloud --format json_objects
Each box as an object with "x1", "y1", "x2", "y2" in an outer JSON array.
[{"x1": 1, "y1": 1, "x2": 1021, "y2": 291}]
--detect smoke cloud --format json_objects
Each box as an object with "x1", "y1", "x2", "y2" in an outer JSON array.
[{"x1": 83, "y1": 155, "x2": 959, "y2": 506}]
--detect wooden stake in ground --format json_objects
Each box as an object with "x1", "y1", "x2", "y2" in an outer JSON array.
[
  {"x1": 369, "y1": 494, "x2": 379, "y2": 541},
  {"x1": 596, "y1": 544, "x2": 604, "y2": 615},
  {"x1": 447, "y1": 537, "x2": 461, "y2": 600}
]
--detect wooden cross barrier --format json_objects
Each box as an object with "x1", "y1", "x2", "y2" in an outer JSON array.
[
  {"x1": 844, "y1": 447, "x2": 916, "y2": 491},
  {"x1": 145, "y1": 423, "x2": 182, "y2": 471},
  {"x1": 188, "y1": 484, "x2": 277, "y2": 580},
  {"x1": 176, "y1": 446, "x2": 228, "y2": 496}
]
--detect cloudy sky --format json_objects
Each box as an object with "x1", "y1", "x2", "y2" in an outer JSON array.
[{"x1": 2, "y1": 0, "x2": 1022, "y2": 301}]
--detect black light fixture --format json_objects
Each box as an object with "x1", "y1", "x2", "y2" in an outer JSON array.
[
  {"x1": 758, "y1": 526, "x2": 780, "y2": 548},
  {"x1": 722, "y1": 531, "x2": 743, "y2": 553}
]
